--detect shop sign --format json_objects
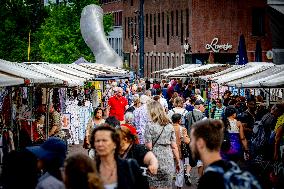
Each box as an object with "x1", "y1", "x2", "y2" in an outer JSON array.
[{"x1": 205, "y1": 38, "x2": 232, "y2": 53}]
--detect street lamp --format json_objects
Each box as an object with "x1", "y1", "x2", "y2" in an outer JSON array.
[{"x1": 184, "y1": 38, "x2": 192, "y2": 64}]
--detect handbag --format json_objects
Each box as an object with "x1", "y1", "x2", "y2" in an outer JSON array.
[
  {"x1": 152, "y1": 125, "x2": 165, "y2": 148},
  {"x1": 180, "y1": 127, "x2": 197, "y2": 167}
]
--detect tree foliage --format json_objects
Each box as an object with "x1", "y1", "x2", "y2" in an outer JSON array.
[
  {"x1": 0, "y1": 0, "x2": 48, "y2": 62},
  {"x1": 0, "y1": 0, "x2": 113, "y2": 63}
]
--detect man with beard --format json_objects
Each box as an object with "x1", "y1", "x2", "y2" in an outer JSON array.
[{"x1": 189, "y1": 119, "x2": 261, "y2": 189}]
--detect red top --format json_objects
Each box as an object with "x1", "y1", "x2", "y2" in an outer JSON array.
[{"x1": 108, "y1": 95, "x2": 128, "y2": 121}]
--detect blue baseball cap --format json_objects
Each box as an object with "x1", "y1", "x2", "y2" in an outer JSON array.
[{"x1": 26, "y1": 137, "x2": 67, "y2": 162}]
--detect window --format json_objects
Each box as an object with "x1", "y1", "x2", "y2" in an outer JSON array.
[
  {"x1": 154, "y1": 14, "x2": 157, "y2": 45},
  {"x1": 176, "y1": 10, "x2": 179, "y2": 36},
  {"x1": 181, "y1": 10, "x2": 183, "y2": 44},
  {"x1": 186, "y1": 9, "x2": 189, "y2": 37},
  {"x1": 150, "y1": 14, "x2": 152, "y2": 38},
  {"x1": 128, "y1": 17, "x2": 130, "y2": 38},
  {"x1": 158, "y1": 13, "x2": 160, "y2": 37},
  {"x1": 171, "y1": 11, "x2": 174, "y2": 36},
  {"x1": 113, "y1": 11, "x2": 123, "y2": 26},
  {"x1": 252, "y1": 8, "x2": 265, "y2": 36},
  {"x1": 162, "y1": 12, "x2": 165, "y2": 37},
  {"x1": 134, "y1": 16, "x2": 137, "y2": 34},
  {"x1": 167, "y1": 13, "x2": 170, "y2": 45},
  {"x1": 146, "y1": 14, "x2": 149, "y2": 37},
  {"x1": 125, "y1": 17, "x2": 127, "y2": 39},
  {"x1": 131, "y1": 17, "x2": 134, "y2": 42}
]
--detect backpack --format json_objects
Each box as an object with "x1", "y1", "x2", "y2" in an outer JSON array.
[
  {"x1": 185, "y1": 110, "x2": 205, "y2": 133},
  {"x1": 171, "y1": 109, "x2": 187, "y2": 126},
  {"x1": 205, "y1": 161, "x2": 262, "y2": 189},
  {"x1": 251, "y1": 115, "x2": 271, "y2": 153}
]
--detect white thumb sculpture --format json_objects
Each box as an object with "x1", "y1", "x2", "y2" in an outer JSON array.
[{"x1": 80, "y1": 4, "x2": 123, "y2": 68}]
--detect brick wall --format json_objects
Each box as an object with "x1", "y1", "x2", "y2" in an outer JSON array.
[{"x1": 102, "y1": 0, "x2": 272, "y2": 77}]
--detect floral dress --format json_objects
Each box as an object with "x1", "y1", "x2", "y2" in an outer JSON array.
[{"x1": 144, "y1": 122, "x2": 176, "y2": 188}]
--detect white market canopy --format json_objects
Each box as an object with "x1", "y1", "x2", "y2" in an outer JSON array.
[
  {"x1": 79, "y1": 63, "x2": 128, "y2": 75},
  {"x1": 227, "y1": 65, "x2": 284, "y2": 87},
  {"x1": 0, "y1": 59, "x2": 129, "y2": 87},
  {"x1": 200, "y1": 65, "x2": 244, "y2": 80},
  {"x1": 162, "y1": 64, "x2": 201, "y2": 77},
  {"x1": 240, "y1": 68, "x2": 284, "y2": 87},
  {"x1": 163, "y1": 64, "x2": 225, "y2": 78},
  {"x1": 0, "y1": 59, "x2": 57, "y2": 84},
  {"x1": 153, "y1": 64, "x2": 194, "y2": 74},
  {"x1": 0, "y1": 72, "x2": 24, "y2": 87},
  {"x1": 211, "y1": 62, "x2": 275, "y2": 85}
]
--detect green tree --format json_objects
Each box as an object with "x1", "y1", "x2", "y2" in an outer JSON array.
[
  {"x1": 0, "y1": 0, "x2": 113, "y2": 63},
  {"x1": 0, "y1": 0, "x2": 48, "y2": 62},
  {"x1": 37, "y1": 0, "x2": 113, "y2": 63}
]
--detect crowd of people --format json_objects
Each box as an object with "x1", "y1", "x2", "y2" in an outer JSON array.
[{"x1": 1, "y1": 78, "x2": 284, "y2": 189}]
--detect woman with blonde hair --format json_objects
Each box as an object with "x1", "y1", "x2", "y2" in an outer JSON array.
[
  {"x1": 168, "y1": 96, "x2": 188, "y2": 127},
  {"x1": 63, "y1": 153, "x2": 104, "y2": 189},
  {"x1": 144, "y1": 101, "x2": 180, "y2": 189}
]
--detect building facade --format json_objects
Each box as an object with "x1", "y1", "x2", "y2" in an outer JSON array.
[{"x1": 102, "y1": 0, "x2": 273, "y2": 77}]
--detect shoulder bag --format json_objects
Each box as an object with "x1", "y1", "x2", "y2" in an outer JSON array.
[{"x1": 152, "y1": 125, "x2": 165, "y2": 148}]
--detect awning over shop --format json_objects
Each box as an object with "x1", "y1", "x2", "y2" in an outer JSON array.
[
  {"x1": 241, "y1": 69, "x2": 284, "y2": 88},
  {"x1": 227, "y1": 65, "x2": 284, "y2": 87},
  {"x1": 200, "y1": 65, "x2": 244, "y2": 80},
  {"x1": 163, "y1": 64, "x2": 226, "y2": 78},
  {"x1": 211, "y1": 62, "x2": 274, "y2": 85},
  {"x1": 153, "y1": 64, "x2": 194, "y2": 74},
  {"x1": 0, "y1": 72, "x2": 24, "y2": 87},
  {"x1": 79, "y1": 63, "x2": 128, "y2": 75},
  {"x1": 162, "y1": 64, "x2": 201, "y2": 77},
  {"x1": 0, "y1": 59, "x2": 57, "y2": 84},
  {"x1": 28, "y1": 64, "x2": 84, "y2": 87}
]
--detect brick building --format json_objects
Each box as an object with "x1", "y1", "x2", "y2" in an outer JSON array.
[{"x1": 101, "y1": 0, "x2": 272, "y2": 77}]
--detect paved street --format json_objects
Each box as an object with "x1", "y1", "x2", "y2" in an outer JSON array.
[{"x1": 68, "y1": 143, "x2": 198, "y2": 189}]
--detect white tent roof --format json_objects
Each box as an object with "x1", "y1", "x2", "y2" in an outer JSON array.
[
  {"x1": 0, "y1": 59, "x2": 56, "y2": 84},
  {"x1": 227, "y1": 65, "x2": 284, "y2": 87},
  {"x1": 0, "y1": 73, "x2": 24, "y2": 87},
  {"x1": 241, "y1": 69, "x2": 284, "y2": 87},
  {"x1": 68, "y1": 64, "x2": 105, "y2": 75},
  {"x1": 200, "y1": 65, "x2": 243, "y2": 80},
  {"x1": 153, "y1": 64, "x2": 194, "y2": 74},
  {"x1": 48, "y1": 64, "x2": 94, "y2": 80},
  {"x1": 29, "y1": 64, "x2": 83, "y2": 86},
  {"x1": 79, "y1": 63, "x2": 128, "y2": 74},
  {"x1": 213, "y1": 62, "x2": 274, "y2": 84},
  {"x1": 162, "y1": 64, "x2": 201, "y2": 77}
]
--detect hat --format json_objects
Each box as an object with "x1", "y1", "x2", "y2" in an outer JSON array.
[
  {"x1": 26, "y1": 137, "x2": 67, "y2": 162},
  {"x1": 194, "y1": 99, "x2": 204, "y2": 106}
]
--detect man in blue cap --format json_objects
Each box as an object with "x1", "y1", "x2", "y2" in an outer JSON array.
[{"x1": 26, "y1": 137, "x2": 67, "y2": 189}]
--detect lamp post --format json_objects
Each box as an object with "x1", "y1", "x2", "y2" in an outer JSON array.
[
  {"x1": 184, "y1": 38, "x2": 192, "y2": 64},
  {"x1": 139, "y1": 0, "x2": 144, "y2": 78}
]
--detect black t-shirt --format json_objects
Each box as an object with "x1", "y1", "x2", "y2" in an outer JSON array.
[
  {"x1": 198, "y1": 160, "x2": 227, "y2": 189},
  {"x1": 125, "y1": 144, "x2": 149, "y2": 167}
]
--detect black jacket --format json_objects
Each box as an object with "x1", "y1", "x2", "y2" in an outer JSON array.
[{"x1": 116, "y1": 158, "x2": 146, "y2": 189}]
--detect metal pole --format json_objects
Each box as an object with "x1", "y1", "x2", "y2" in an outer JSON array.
[{"x1": 139, "y1": 0, "x2": 144, "y2": 78}]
